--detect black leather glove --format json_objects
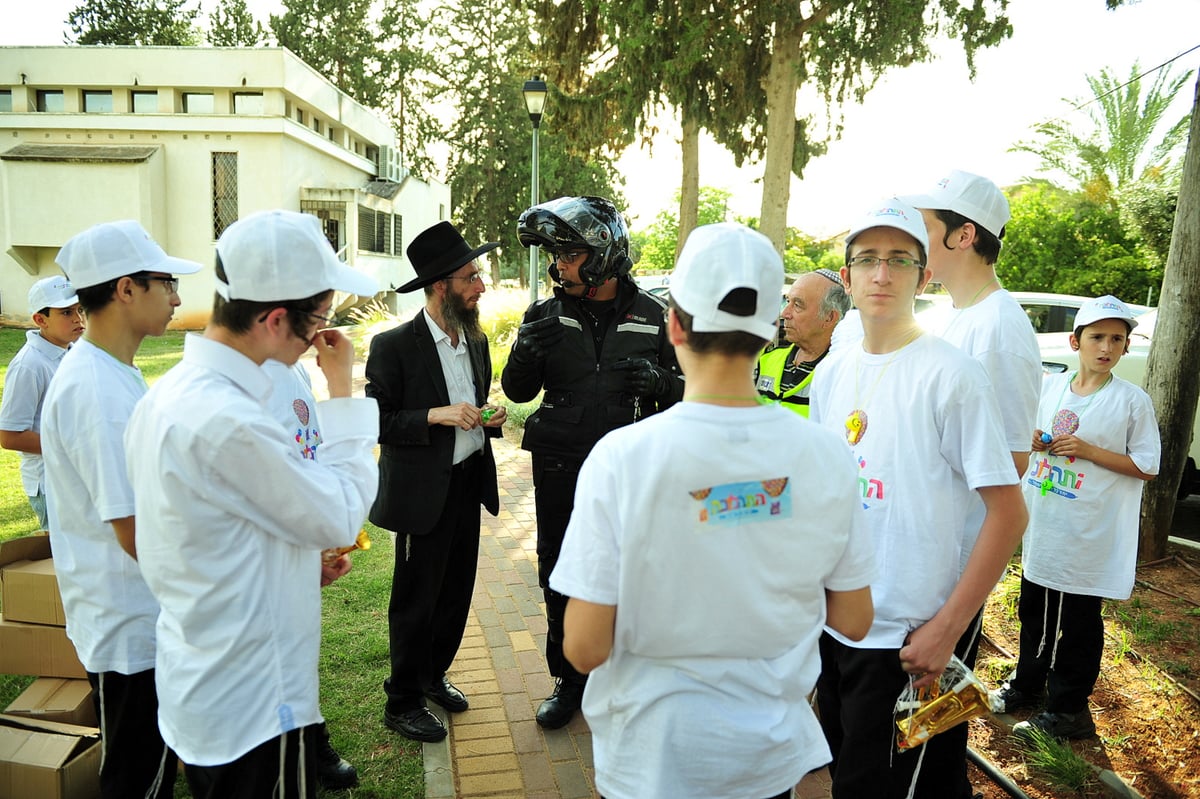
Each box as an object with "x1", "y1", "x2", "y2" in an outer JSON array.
[
  {"x1": 511, "y1": 316, "x2": 565, "y2": 363},
  {"x1": 612, "y1": 358, "x2": 671, "y2": 398}
]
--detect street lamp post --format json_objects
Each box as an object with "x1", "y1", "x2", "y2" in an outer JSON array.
[{"x1": 523, "y1": 77, "x2": 548, "y2": 303}]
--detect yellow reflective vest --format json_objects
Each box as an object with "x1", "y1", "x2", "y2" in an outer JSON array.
[{"x1": 754, "y1": 345, "x2": 815, "y2": 418}]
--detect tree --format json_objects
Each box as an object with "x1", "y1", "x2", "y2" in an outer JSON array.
[
  {"x1": 1012, "y1": 61, "x2": 1193, "y2": 204},
  {"x1": 537, "y1": 1, "x2": 1012, "y2": 254},
  {"x1": 66, "y1": 0, "x2": 200, "y2": 45},
  {"x1": 207, "y1": 0, "x2": 266, "y2": 47},
  {"x1": 630, "y1": 187, "x2": 733, "y2": 274},
  {"x1": 431, "y1": 0, "x2": 623, "y2": 286},
  {"x1": 1139, "y1": 71, "x2": 1200, "y2": 559},
  {"x1": 999, "y1": 182, "x2": 1160, "y2": 300}
]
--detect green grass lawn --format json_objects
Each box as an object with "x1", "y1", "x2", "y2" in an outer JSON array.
[{"x1": 0, "y1": 327, "x2": 424, "y2": 797}]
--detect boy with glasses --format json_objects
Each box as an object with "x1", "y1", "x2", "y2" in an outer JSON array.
[
  {"x1": 1, "y1": 276, "x2": 85, "y2": 529},
  {"x1": 503, "y1": 195, "x2": 684, "y2": 728},
  {"x1": 126, "y1": 209, "x2": 380, "y2": 797},
  {"x1": 41, "y1": 220, "x2": 202, "y2": 799},
  {"x1": 809, "y1": 199, "x2": 1026, "y2": 798}
]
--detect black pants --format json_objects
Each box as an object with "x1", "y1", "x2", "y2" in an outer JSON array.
[
  {"x1": 817, "y1": 614, "x2": 981, "y2": 799},
  {"x1": 385, "y1": 455, "x2": 482, "y2": 710},
  {"x1": 87, "y1": 669, "x2": 176, "y2": 799},
  {"x1": 532, "y1": 453, "x2": 587, "y2": 686},
  {"x1": 1011, "y1": 576, "x2": 1103, "y2": 713},
  {"x1": 185, "y1": 726, "x2": 316, "y2": 799}
]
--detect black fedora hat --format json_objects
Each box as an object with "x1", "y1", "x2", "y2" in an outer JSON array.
[{"x1": 397, "y1": 221, "x2": 499, "y2": 293}]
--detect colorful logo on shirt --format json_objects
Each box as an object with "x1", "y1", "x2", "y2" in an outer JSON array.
[
  {"x1": 292, "y1": 399, "x2": 321, "y2": 460},
  {"x1": 690, "y1": 477, "x2": 791, "y2": 525},
  {"x1": 857, "y1": 456, "x2": 885, "y2": 509},
  {"x1": 1027, "y1": 456, "x2": 1084, "y2": 500}
]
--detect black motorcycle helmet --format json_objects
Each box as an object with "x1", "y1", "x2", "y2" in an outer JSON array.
[{"x1": 517, "y1": 196, "x2": 633, "y2": 287}]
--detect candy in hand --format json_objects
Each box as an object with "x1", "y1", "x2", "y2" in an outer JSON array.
[{"x1": 322, "y1": 529, "x2": 372, "y2": 563}]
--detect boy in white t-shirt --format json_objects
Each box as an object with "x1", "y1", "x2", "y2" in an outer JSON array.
[
  {"x1": 41, "y1": 221, "x2": 202, "y2": 799},
  {"x1": 550, "y1": 223, "x2": 876, "y2": 799},
  {"x1": 997, "y1": 295, "x2": 1160, "y2": 741},
  {"x1": 0, "y1": 276, "x2": 85, "y2": 529},
  {"x1": 809, "y1": 199, "x2": 1027, "y2": 799}
]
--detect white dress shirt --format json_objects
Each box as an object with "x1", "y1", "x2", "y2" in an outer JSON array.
[{"x1": 126, "y1": 334, "x2": 379, "y2": 765}]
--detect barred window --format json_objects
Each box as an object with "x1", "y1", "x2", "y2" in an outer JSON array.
[
  {"x1": 358, "y1": 206, "x2": 387, "y2": 253},
  {"x1": 393, "y1": 214, "x2": 403, "y2": 256},
  {"x1": 212, "y1": 152, "x2": 238, "y2": 239},
  {"x1": 300, "y1": 201, "x2": 345, "y2": 254}
]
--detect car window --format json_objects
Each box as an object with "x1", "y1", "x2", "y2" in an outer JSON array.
[{"x1": 1024, "y1": 305, "x2": 1051, "y2": 334}]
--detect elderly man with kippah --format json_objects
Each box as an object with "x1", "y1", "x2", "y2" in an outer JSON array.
[{"x1": 754, "y1": 268, "x2": 850, "y2": 416}]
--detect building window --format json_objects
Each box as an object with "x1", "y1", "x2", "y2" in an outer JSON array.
[
  {"x1": 439, "y1": 204, "x2": 445, "y2": 221},
  {"x1": 0, "y1": 91, "x2": 12, "y2": 112},
  {"x1": 312, "y1": 117, "x2": 322, "y2": 134},
  {"x1": 82, "y1": 90, "x2": 113, "y2": 113},
  {"x1": 233, "y1": 92, "x2": 264, "y2": 115},
  {"x1": 295, "y1": 107, "x2": 305, "y2": 124},
  {"x1": 300, "y1": 200, "x2": 346, "y2": 254},
  {"x1": 183, "y1": 93, "x2": 214, "y2": 114},
  {"x1": 212, "y1": 152, "x2": 238, "y2": 239},
  {"x1": 131, "y1": 91, "x2": 158, "y2": 113},
  {"x1": 358, "y1": 206, "x2": 388, "y2": 254},
  {"x1": 36, "y1": 90, "x2": 64, "y2": 112},
  {"x1": 327, "y1": 126, "x2": 337, "y2": 142},
  {"x1": 393, "y1": 214, "x2": 403, "y2": 256}
]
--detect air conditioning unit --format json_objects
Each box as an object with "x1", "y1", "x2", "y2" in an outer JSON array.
[{"x1": 375, "y1": 145, "x2": 406, "y2": 183}]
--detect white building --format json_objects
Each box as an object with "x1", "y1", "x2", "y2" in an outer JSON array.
[{"x1": 0, "y1": 46, "x2": 449, "y2": 327}]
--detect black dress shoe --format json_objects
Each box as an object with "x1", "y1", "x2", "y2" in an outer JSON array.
[
  {"x1": 425, "y1": 676, "x2": 469, "y2": 713},
  {"x1": 536, "y1": 679, "x2": 584, "y2": 729},
  {"x1": 383, "y1": 707, "x2": 447, "y2": 742},
  {"x1": 313, "y1": 722, "x2": 358, "y2": 789},
  {"x1": 315, "y1": 737, "x2": 359, "y2": 790}
]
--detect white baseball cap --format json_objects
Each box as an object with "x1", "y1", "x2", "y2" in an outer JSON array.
[
  {"x1": 1074, "y1": 295, "x2": 1138, "y2": 331},
  {"x1": 28, "y1": 276, "x2": 79, "y2": 315},
  {"x1": 671, "y1": 223, "x2": 784, "y2": 341},
  {"x1": 901, "y1": 169, "x2": 1010, "y2": 239},
  {"x1": 215, "y1": 210, "x2": 378, "y2": 301},
  {"x1": 845, "y1": 199, "x2": 930, "y2": 258},
  {"x1": 56, "y1": 220, "x2": 202, "y2": 290}
]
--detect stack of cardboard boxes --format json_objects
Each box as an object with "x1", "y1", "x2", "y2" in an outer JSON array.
[{"x1": 0, "y1": 535, "x2": 101, "y2": 799}]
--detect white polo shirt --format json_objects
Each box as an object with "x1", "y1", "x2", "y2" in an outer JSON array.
[
  {"x1": 1, "y1": 330, "x2": 71, "y2": 496},
  {"x1": 42, "y1": 339, "x2": 158, "y2": 674},
  {"x1": 126, "y1": 334, "x2": 379, "y2": 765}
]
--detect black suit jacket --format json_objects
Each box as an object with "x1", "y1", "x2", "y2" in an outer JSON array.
[{"x1": 365, "y1": 309, "x2": 500, "y2": 535}]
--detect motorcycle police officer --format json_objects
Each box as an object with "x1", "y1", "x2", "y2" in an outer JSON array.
[{"x1": 502, "y1": 196, "x2": 684, "y2": 728}]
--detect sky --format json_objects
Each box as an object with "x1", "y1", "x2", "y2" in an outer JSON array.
[{"x1": 4, "y1": 0, "x2": 1199, "y2": 236}]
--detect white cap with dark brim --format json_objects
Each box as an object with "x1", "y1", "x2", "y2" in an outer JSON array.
[
  {"x1": 671, "y1": 222, "x2": 784, "y2": 341},
  {"x1": 215, "y1": 210, "x2": 378, "y2": 301}
]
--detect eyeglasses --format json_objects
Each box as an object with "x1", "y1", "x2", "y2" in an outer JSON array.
[
  {"x1": 302, "y1": 310, "x2": 337, "y2": 327},
  {"x1": 551, "y1": 250, "x2": 587, "y2": 265},
  {"x1": 847, "y1": 256, "x2": 923, "y2": 272},
  {"x1": 446, "y1": 272, "x2": 485, "y2": 285},
  {"x1": 143, "y1": 276, "x2": 180, "y2": 293}
]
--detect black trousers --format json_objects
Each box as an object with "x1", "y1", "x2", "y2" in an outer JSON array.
[
  {"x1": 185, "y1": 725, "x2": 316, "y2": 799},
  {"x1": 817, "y1": 614, "x2": 981, "y2": 799},
  {"x1": 385, "y1": 455, "x2": 482, "y2": 710},
  {"x1": 532, "y1": 453, "x2": 587, "y2": 686},
  {"x1": 87, "y1": 669, "x2": 176, "y2": 799},
  {"x1": 1011, "y1": 576, "x2": 1103, "y2": 713}
]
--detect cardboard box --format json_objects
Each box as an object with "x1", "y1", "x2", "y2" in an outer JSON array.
[
  {"x1": 0, "y1": 535, "x2": 66, "y2": 626},
  {"x1": 0, "y1": 615, "x2": 86, "y2": 679},
  {"x1": 0, "y1": 714, "x2": 100, "y2": 799},
  {"x1": 4, "y1": 679, "x2": 96, "y2": 727}
]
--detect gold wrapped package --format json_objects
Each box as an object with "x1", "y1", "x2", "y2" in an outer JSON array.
[
  {"x1": 321, "y1": 529, "x2": 372, "y2": 563},
  {"x1": 894, "y1": 655, "x2": 991, "y2": 751}
]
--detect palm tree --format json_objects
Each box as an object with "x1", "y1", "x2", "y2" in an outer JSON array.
[{"x1": 1012, "y1": 61, "x2": 1193, "y2": 205}]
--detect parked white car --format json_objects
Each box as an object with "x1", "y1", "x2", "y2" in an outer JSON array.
[{"x1": 1038, "y1": 309, "x2": 1198, "y2": 497}]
